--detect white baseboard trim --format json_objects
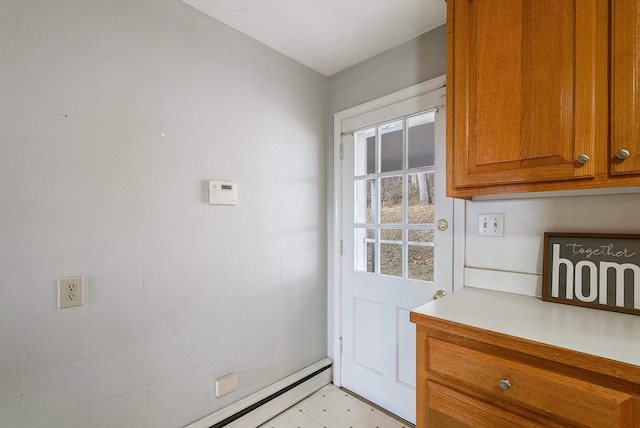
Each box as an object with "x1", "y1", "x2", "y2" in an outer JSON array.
[{"x1": 186, "y1": 357, "x2": 333, "y2": 428}]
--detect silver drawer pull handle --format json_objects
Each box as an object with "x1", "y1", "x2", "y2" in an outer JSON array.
[
  {"x1": 616, "y1": 149, "x2": 631, "y2": 160},
  {"x1": 498, "y1": 379, "x2": 511, "y2": 391},
  {"x1": 577, "y1": 154, "x2": 590, "y2": 164}
]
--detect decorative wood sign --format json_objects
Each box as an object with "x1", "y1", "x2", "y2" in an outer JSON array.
[{"x1": 543, "y1": 233, "x2": 640, "y2": 316}]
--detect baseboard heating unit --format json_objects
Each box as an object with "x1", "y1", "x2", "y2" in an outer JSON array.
[{"x1": 186, "y1": 357, "x2": 333, "y2": 428}]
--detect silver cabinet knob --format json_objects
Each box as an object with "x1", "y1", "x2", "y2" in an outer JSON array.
[
  {"x1": 616, "y1": 149, "x2": 631, "y2": 160},
  {"x1": 433, "y1": 290, "x2": 447, "y2": 300},
  {"x1": 436, "y1": 219, "x2": 448, "y2": 231},
  {"x1": 498, "y1": 379, "x2": 511, "y2": 391},
  {"x1": 577, "y1": 154, "x2": 591, "y2": 164}
]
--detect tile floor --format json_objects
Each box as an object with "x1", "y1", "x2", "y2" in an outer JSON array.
[{"x1": 258, "y1": 384, "x2": 413, "y2": 428}]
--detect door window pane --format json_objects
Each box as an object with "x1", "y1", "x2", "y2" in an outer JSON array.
[
  {"x1": 367, "y1": 242, "x2": 375, "y2": 273},
  {"x1": 380, "y1": 176, "x2": 403, "y2": 224},
  {"x1": 408, "y1": 229, "x2": 435, "y2": 243},
  {"x1": 380, "y1": 243, "x2": 402, "y2": 277},
  {"x1": 408, "y1": 172, "x2": 434, "y2": 224},
  {"x1": 408, "y1": 112, "x2": 435, "y2": 169},
  {"x1": 380, "y1": 120, "x2": 404, "y2": 173},
  {"x1": 380, "y1": 228, "x2": 403, "y2": 242},
  {"x1": 408, "y1": 245, "x2": 434, "y2": 281},
  {"x1": 355, "y1": 128, "x2": 376, "y2": 176},
  {"x1": 355, "y1": 228, "x2": 376, "y2": 273},
  {"x1": 354, "y1": 179, "x2": 375, "y2": 224}
]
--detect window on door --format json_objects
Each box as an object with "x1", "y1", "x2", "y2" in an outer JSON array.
[{"x1": 352, "y1": 111, "x2": 436, "y2": 282}]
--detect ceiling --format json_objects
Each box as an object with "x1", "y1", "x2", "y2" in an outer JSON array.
[{"x1": 181, "y1": 0, "x2": 447, "y2": 77}]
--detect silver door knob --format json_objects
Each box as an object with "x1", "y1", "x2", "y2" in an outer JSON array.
[
  {"x1": 437, "y1": 219, "x2": 448, "y2": 231},
  {"x1": 433, "y1": 290, "x2": 447, "y2": 300},
  {"x1": 577, "y1": 154, "x2": 590, "y2": 164},
  {"x1": 498, "y1": 379, "x2": 511, "y2": 391},
  {"x1": 616, "y1": 149, "x2": 630, "y2": 160}
]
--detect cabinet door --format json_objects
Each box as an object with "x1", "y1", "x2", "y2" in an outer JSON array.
[
  {"x1": 447, "y1": 0, "x2": 606, "y2": 192},
  {"x1": 611, "y1": 0, "x2": 640, "y2": 175}
]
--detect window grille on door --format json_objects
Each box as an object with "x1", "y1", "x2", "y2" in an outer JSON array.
[{"x1": 353, "y1": 111, "x2": 436, "y2": 282}]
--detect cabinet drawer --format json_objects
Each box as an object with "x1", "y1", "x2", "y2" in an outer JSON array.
[
  {"x1": 427, "y1": 339, "x2": 634, "y2": 428},
  {"x1": 426, "y1": 380, "x2": 547, "y2": 428}
]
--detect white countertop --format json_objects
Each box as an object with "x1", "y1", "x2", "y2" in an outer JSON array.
[{"x1": 411, "y1": 287, "x2": 640, "y2": 367}]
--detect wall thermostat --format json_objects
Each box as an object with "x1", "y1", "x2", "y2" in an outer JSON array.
[{"x1": 208, "y1": 181, "x2": 238, "y2": 205}]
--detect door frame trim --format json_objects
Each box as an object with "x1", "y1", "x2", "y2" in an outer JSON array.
[{"x1": 330, "y1": 75, "x2": 465, "y2": 386}]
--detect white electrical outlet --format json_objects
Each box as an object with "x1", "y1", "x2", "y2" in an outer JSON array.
[
  {"x1": 57, "y1": 276, "x2": 84, "y2": 309},
  {"x1": 478, "y1": 213, "x2": 504, "y2": 237}
]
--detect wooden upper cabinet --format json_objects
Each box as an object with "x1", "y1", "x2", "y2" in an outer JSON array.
[
  {"x1": 447, "y1": 0, "x2": 609, "y2": 197},
  {"x1": 611, "y1": 0, "x2": 640, "y2": 175}
]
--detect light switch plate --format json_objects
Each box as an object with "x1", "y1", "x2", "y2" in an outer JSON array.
[
  {"x1": 478, "y1": 213, "x2": 504, "y2": 237},
  {"x1": 57, "y1": 276, "x2": 84, "y2": 309}
]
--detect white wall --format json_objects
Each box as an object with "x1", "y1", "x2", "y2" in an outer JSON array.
[
  {"x1": 0, "y1": 0, "x2": 328, "y2": 427},
  {"x1": 329, "y1": 25, "x2": 446, "y2": 114},
  {"x1": 465, "y1": 191, "x2": 640, "y2": 296}
]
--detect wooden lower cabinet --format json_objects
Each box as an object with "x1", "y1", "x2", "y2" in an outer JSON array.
[{"x1": 411, "y1": 321, "x2": 640, "y2": 428}]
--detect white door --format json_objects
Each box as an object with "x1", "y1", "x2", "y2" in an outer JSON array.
[{"x1": 338, "y1": 85, "x2": 454, "y2": 423}]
